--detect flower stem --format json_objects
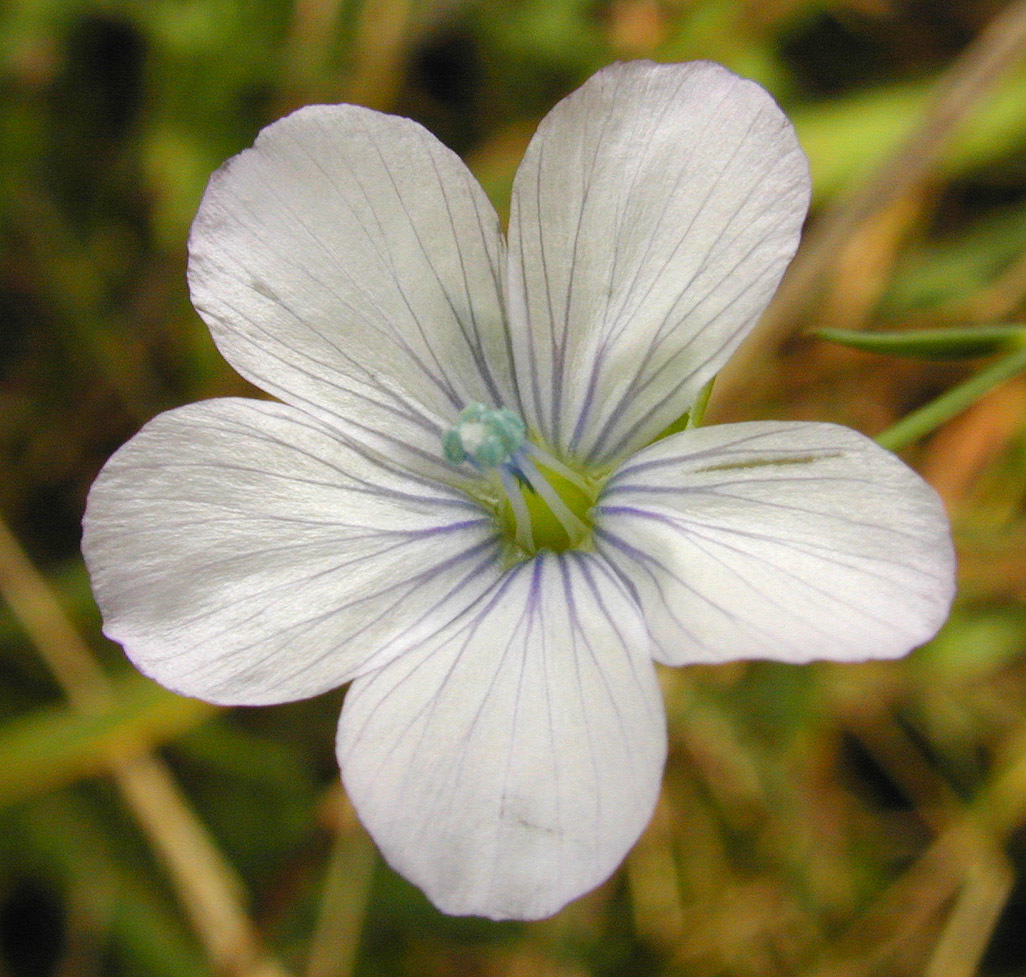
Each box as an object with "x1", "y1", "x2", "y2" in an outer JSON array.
[{"x1": 876, "y1": 344, "x2": 1026, "y2": 451}]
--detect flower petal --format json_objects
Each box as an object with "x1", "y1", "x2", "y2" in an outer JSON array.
[
  {"x1": 82, "y1": 398, "x2": 504, "y2": 705},
  {"x1": 337, "y1": 551, "x2": 666, "y2": 920},
  {"x1": 188, "y1": 103, "x2": 515, "y2": 480},
  {"x1": 507, "y1": 61, "x2": 810, "y2": 468},
  {"x1": 594, "y1": 422, "x2": 955, "y2": 665}
]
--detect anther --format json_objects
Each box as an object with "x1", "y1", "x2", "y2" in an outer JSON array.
[{"x1": 443, "y1": 403, "x2": 526, "y2": 469}]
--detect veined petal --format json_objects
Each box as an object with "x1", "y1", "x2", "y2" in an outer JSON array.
[
  {"x1": 338, "y1": 551, "x2": 666, "y2": 921},
  {"x1": 594, "y1": 422, "x2": 955, "y2": 666},
  {"x1": 82, "y1": 399, "x2": 504, "y2": 705},
  {"x1": 507, "y1": 61, "x2": 809, "y2": 469},
  {"x1": 189, "y1": 104, "x2": 515, "y2": 480}
]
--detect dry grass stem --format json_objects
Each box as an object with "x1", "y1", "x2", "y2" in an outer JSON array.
[
  {"x1": 716, "y1": 0, "x2": 1026, "y2": 411},
  {"x1": 798, "y1": 825, "x2": 969, "y2": 977},
  {"x1": 0, "y1": 519, "x2": 112, "y2": 712},
  {"x1": 626, "y1": 794, "x2": 687, "y2": 948},
  {"x1": 304, "y1": 792, "x2": 376, "y2": 977},
  {"x1": 799, "y1": 710, "x2": 1026, "y2": 977},
  {"x1": 281, "y1": 0, "x2": 348, "y2": 103},
  {"x1": 0, "y1": 517, "x2": 291, "y2": 977},
  {"x1": 923, "y1": 849, "x2": 1014, "y2": 977},
  {"x1": 345, "y1": 0, "x2": 415, "y2": 110}
]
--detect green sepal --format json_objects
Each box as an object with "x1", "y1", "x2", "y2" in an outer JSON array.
[
  {"x1": 685, "y1": 376, "x2": 716, "y2": 429},
  {"x1": 816, "y1": 324, "x2": 1026, "y2": 361},
  {"x1": 652, "y1": 376, "x2": 717, "y2": 443}
]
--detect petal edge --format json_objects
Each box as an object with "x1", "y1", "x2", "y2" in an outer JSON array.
[
  {"x1": 83, "y1": 398, "x2": 504, "y2": 704},
  {"x1": 338, "y1": 551, "x2": 665, "y2": 920},
  {"x1": 507, "y1": 61, "x2": 810, "y2": 467},
  {"x1": 595, "y1": 422, "x2": 955, "y2": 666}
]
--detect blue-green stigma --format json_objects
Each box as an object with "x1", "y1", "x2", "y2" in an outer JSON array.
[{"x1": 442, "y1": 403, "x2": 526, "y2": 469}]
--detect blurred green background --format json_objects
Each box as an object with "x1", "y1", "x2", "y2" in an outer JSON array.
[{"x1": 4, "y1": 0, "x2": 1026, "y2": 975}]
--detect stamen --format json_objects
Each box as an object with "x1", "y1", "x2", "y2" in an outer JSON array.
[
  {"x1": 516, "y1": 454, "x2": 590, "y2": 543},
  {"x1": 499, "y1": 466, "x2": 535, "y2": 552},
  {"x1": 521, "y1": 441, "x2": 592, "y2": 492},
  {"x1": 443, "y1": 403, "x2": 526, "y2": 469}
]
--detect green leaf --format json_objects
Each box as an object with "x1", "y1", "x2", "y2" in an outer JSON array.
[
  {"x1": 816, "y1": 325, "x2": 1026, "y2": 360},
  {"x1": 793, "y1": 68, "x2": 1026, "y2": 205},
  {"x1": 0, "y1": 676, "x2": 216, "y2": 809},
  {"x1": 916, "y1": 605, "x2": 1026, "y2": 684},
  {"x1": 876, "y1": 344, "x2": 1026, "y2": 451}
]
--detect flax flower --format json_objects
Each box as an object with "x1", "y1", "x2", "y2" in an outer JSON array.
[{"x1": 83, "y1": 61, "x2": 955, "y2": 920}]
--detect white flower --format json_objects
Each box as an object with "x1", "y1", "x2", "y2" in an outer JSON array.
[{"x1": 82, "y1": 61, "x2": 956, "y2": 921}]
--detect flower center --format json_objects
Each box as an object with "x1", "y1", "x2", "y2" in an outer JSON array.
[{"x1": 442, "y1": 404, "x2": 598, "y2": 556}]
